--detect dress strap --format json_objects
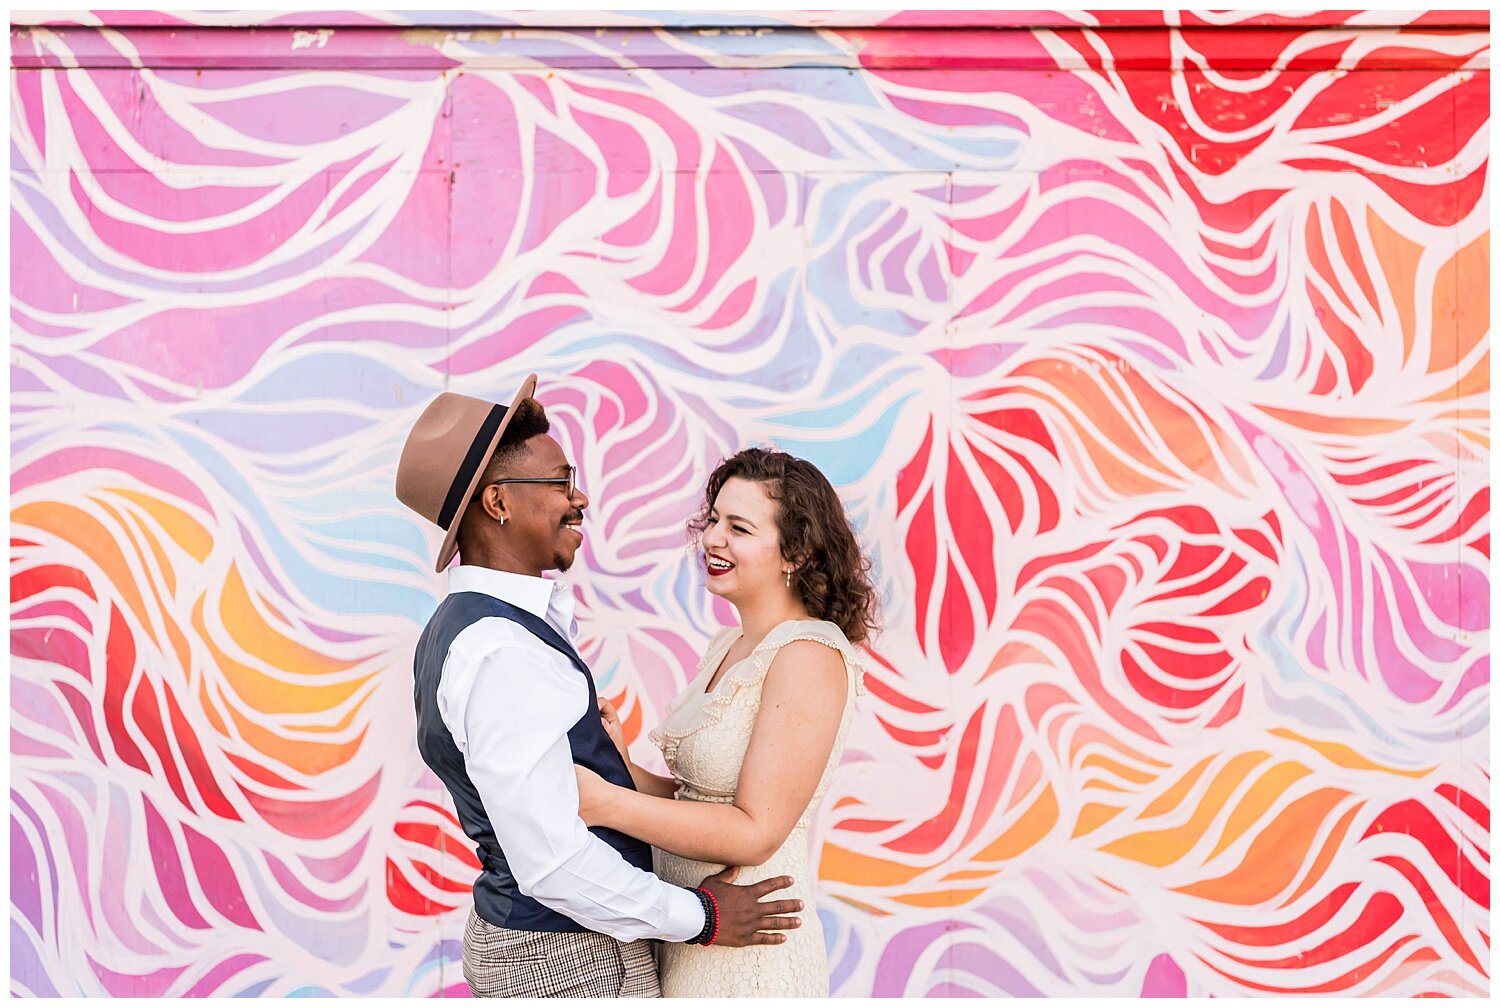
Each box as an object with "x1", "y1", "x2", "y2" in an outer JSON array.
[{"x1": 750, "y1": 621, "x2": 867, "y2": 696}]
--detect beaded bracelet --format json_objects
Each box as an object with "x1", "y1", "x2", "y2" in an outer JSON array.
[{"x1": 685, "y1": 887, "x2": 719, "y2": 946}]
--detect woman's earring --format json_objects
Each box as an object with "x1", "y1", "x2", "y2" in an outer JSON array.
[
  {"x1": 785, "y1": 569, "x2": 792, "y2": 588},
  {"x1": 498, "y1": 515, "x2": 506, "y2": 526}
]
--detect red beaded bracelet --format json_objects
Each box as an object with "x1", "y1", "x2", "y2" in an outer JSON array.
[
  {"x1": 684, "y1": 886, "x2": 719, "y2": 946},
  {"x1": 701, "y1": 886, "x2": 720, "y2": 946}
]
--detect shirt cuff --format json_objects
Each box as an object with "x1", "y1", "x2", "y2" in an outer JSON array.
[{"x1": 659, "y1": 883, "x2": 709, "y2": 943}]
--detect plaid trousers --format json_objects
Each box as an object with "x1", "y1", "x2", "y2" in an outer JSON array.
[{"x1": 462, "y1": 907, "x2": 662, "y2": 998}]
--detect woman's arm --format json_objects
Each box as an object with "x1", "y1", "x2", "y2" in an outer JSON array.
[
  {"x1": 596, "y1": 696, "x2": 679, "y2": 798},
  {"x1": 577, "y1": 640, "x2": 847, "y2": 865},
  {"x1": 624, "y1": 761, "x2": 679, "y2": 799}
]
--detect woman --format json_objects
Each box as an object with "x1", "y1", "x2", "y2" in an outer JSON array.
[{"x1": 574, "y1": 446, "x2": 879, "y2": 997}]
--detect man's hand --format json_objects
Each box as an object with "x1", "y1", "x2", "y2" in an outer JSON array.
[
  {"x1": 697, "y1": 866, "x2": 802, "y2": 947},
  {"x1": 597, "y1": 696, "x2": 630, "y2": 764}
]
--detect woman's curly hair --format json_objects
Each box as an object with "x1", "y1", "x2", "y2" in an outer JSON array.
[{"x1": 689, "y1": 447, "x2": 880, "y2": 645}]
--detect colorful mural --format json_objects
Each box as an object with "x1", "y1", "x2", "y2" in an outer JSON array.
[{"x1": 10, "y1": 9, "x2": 1489, "y2": 998}]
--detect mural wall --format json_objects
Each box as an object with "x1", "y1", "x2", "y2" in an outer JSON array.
[{"x1": 10, "y1": 10, "x2": 1489, "y2": 997}]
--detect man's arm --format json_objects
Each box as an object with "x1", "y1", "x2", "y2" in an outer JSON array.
[
  {"x1": 443, "y1": 637, "x2": 705, "y2": 942},
  {"x1": 440, "y1": 628, "x2": 803, "y2": 947}
]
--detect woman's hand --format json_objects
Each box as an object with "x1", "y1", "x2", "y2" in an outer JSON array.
[
  {"x1": 598, "y1": 696, "x2": 630, "y2": 764},
  {"x1": 594, "y1": 696, "x2": 681, "y2": 800},
  {"x1": 573, "y1": 764, "x2": 614, "y2": 827}
]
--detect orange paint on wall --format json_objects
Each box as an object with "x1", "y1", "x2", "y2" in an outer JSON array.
[
  {"x1": 190, "y1": 569, "x2": 370, "y2": 718},
  {"x1": 1366, "y1": 206, "x2": 1423, "y2": 364},
  {"x1": 1280, "y1": 803, "x2": 1363, "y2": 908},
  {"x1": 223, "y1": 698, "x2": 366, "y2": 777},
  {"x1": 14, "y1": 501, "x2": 156, "y2": 651},
  {"x1": 112, "y1": 487, "x2": 213, "y2": 562},
  {"x1": 1102, "y1": 751, "x2": 1267, "y2": 867},
  {"x1": 1208, "y1": 761, "x2": 1313, "y2": 860},
  {"x1": 820, "y1": 844, "x2": 929, "y2": 887},
  {"x1": 1270, "y1": 727, "x2": 1434, "y2": 779},
  {"x1": 1429, "y1": 231, "x2": 1488, "y2": 375},
  {"x1": 1176, "y1": 787, "x2": 1351, "y2": 905},
  {"x1": 973, "y1": 785, "x2": 1058, "y2": 862}
]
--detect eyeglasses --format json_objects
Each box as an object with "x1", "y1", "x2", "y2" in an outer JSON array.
[{"x1": 476, "y1": 465, "x2": 577, "y2": 500}]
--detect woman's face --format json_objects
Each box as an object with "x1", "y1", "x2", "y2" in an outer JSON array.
[{"x1": 699, "y1": 477, "x2": 789, "y2": 604}]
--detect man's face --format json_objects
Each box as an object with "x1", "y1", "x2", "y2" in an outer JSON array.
[{"x1": 496, "y1": 435, "x2": 588, "y2": 573}]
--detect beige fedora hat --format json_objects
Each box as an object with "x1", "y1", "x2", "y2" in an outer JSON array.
[{"x1": 396, "y1": 374, "x2": 538, "y2": 572}]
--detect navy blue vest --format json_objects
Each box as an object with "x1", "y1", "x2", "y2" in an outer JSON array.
[{"x1": 413, "y1": 591, "x2": 653, "y2": 931}]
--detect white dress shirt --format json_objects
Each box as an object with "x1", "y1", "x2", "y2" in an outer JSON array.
[{"x1": 437, "y1": 565, "x2": 705, "y2": 942}]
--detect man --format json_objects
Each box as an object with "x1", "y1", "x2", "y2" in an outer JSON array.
[{"x1": 395, "y1": 375, "x2": 800, "y2": 997}]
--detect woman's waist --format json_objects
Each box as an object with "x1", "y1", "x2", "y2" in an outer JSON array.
[
  {"x1": 657, "y1": 852, "x2": 822, "y2": 900},
  {"x1": 674, "y1": 781, "x2": 735, "y2": 803}
]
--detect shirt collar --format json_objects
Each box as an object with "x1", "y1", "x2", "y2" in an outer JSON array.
[{"x1": 448, "y1": 565, "x2": 569, "y2": 622}]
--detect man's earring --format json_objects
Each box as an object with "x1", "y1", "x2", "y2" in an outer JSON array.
[{"x1": 498, "y1": 515, "x2": 506, "y2": 526}]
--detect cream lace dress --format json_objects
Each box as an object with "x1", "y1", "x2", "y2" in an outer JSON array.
[{"x1": 647, "y1": 619, "x2": 865, "y2": 998}]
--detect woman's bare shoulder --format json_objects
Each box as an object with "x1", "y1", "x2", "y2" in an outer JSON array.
[{"x1": 761, "y1": 637, "x2": 848, "y2": 707}]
